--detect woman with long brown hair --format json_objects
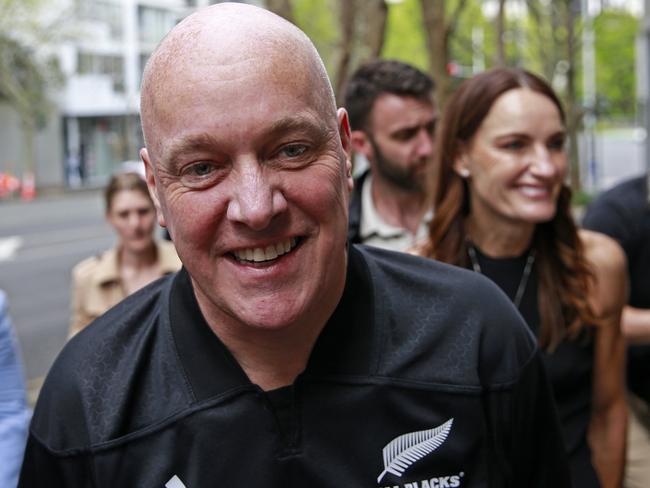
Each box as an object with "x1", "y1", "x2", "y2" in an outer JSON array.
[{"x1": 420, "y1": 68, "x2": 627, "y2": 487}]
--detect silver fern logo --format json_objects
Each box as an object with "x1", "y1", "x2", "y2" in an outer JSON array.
[
  {"x1": 165, "y1": 475, "x2": 187, "y2": 488},
  {"x1": 377, "y1": 418, "x2": 454, "y2": 484}
]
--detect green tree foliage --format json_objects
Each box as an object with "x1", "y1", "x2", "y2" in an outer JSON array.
[
  {"x1": 288, "y1": 0, "x2": 638, "y2": 120},
  {"x1": 594, "y1": 9, "x2": 638, "y2": 119},
  {"x1": 450, "y1": 1, "x2": 491, "y2": 72},
  {"x1": 292, "y1": 0, "x2": 340, "y2": 76},
  {"x1": 0, "y1": 35, "x2": 56, "y2": 131},
  {"x1": 382, "y1": 0, "x2": 428, "y2": 71},
  {"x1": 0, "y1": 0, "x2": 64, "y2": 121},
  {"x1": 0, "y1": 0, "x2": 65, "y2": 174}
]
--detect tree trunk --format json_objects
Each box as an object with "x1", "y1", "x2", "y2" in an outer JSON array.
[
  {"x1": 264, "y1": 0, "x2": 294, "y2": 23},
  {"x1": 333, "y1": 0, "x2": 387, "y2": 105},
  {"x1": 365, "y1": 0, "x2": 388, "y2": 59},
  {"x1": 526, "y1": 0, "x2": 554, "y2": 81},
  {"x1": 495, "y1": 0, "x2": 507, "y2": 66},
  {"x1": 564, "y1": 0, "x2": 581, "y2": 193},
  {"x1": 421, "y1": 0, "x2": 451, "y2": 109},
  {"x1": 21, "y1": 117, "x2": 36, "y2": 180},
  {"x1": 334, "y1": 0, "x2": 356, "y2": 104}
]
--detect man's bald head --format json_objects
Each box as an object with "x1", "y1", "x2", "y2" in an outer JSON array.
[{"x1": 140, "y1": 2, "x2": 336, "y2": 161}]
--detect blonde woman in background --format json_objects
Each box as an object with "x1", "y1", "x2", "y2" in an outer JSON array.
[{"x1": 69, "y1": 172, "x2": 181, "y2": 337}]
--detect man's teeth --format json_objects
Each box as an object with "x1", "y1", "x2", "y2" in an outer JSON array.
[{"x1": 233, "y1": 238, "x2": 297, "y2": 263}]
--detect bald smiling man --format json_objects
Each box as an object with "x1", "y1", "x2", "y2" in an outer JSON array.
[{"x1": 19, "y1": 4, "x2": 571, "y2": 487}]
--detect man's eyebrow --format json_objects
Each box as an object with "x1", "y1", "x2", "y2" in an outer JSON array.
[
  {"x1": 390, "y1": 115, "x2": 437, "y2": 134},
  {"x1": 160, "y1": 133, "x2": 222, "y2": 169},
  {"x1": 265, "y1": 115, "x2": 330, "y2": 141},
  {"x1": 159, "y1": 116, "x2": 330, "y2": 167}
]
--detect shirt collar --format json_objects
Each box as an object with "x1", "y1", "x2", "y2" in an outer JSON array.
[
  {"x1": 360, "y1": 174, "x2": 406, "y2": 240},
  {"x1": 169, "y1": 246, "x2": 377, "y2": 400},
  {"x1": 91, "y1": 247, "x2": 120, "y2": 286},
  {"x1": 359, "y1": 174, "x2": 433, "y2": 244}
]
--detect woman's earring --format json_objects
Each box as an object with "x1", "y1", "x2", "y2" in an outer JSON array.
[{"x1": 458, "y1": 168, "x2": 470, "y2": 178}]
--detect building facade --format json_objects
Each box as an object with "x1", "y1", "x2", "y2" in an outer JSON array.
[{"x1": 0, "y1": 0, "x2": 257, "y2": 191}]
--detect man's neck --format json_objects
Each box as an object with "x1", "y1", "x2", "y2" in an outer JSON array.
[
  {"x1": 370, "y1": 176, "x2": 429, "y2": 235},
  {"x1": 215, "y1": 325, "x2": 320, "y2": 390},
  {"x1": 191, "y1": 268, "x2": 346, "y2": 391}
]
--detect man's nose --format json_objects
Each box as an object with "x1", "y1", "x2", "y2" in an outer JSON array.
[
  {"x1": 415, "y1": 128, "x2": 434, "y2": 159},
  {"x1": 226, "y1": 162, "x2": 288, "y2": 230}
]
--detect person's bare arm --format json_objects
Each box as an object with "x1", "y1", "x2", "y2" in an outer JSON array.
[
  {"x1": 581, "y1": 229, "x2": 628, "y2": 488},
  {"x1": 621, "y1": 306, "x2": 650, "y2": 344}
]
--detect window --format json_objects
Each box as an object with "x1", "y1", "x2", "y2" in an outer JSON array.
[
  {"x1": 77, "y1": 52, "x2": 125, "y2": 93},
  {"x1": 76, "y1": 0, "x2": 122, "y2": 39},
  {"x1": 138, "y1": 53, "x2": 150, "y2": 87},
  {"x1": 138, "y1": 6, "x2": 175, "y2": 44}
]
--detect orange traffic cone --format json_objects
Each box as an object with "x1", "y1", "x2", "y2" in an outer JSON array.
[
  {"x1": 0, "y1": 173, "x2": 7, "y2": 199},
  {"x1": 21, "y1": 172, "x2": 36, "y2": 201}
]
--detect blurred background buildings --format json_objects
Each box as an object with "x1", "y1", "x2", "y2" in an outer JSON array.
[
  {"x1": 0, "y1": 0, "x2": 645, "y2": 194},
  {"x1": 0, "y1": 0, "x2": 260, "y2": 190}
]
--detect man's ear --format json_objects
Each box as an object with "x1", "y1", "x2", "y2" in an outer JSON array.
[
  {"x1": 337, "y1": 108, "x2": 354, "y2": 192},
  {"x1": 337, "y1": 108, "x2": 352, "y2": 155},
  {"x1": 140, "y1": 148, "x2": 167, "y2": 228},
  {"x1": 350, "y1": 129, "x2": 372, "y2": 160}
]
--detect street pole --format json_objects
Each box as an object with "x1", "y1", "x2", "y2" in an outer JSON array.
[{"x1": 645, "y1": 0, "x2": 650, "y2": 192}]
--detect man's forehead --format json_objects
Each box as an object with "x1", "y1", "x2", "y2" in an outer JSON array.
[
  {"x1": 141, "y1": 4, "x2": 336, "y2": 160},
  {"x1": 146, "y1": 26, "x2": 317, "y2": 122},
  {"x1": 146, "y1": 4, "x2": 313, "y2": 85},
  {"x1": 151, "y1": 55, "x2": 316, "y2": 125},
  {"x1": 371, "y1": 94, "x2": 435, "y2": 130},
  {"x1": 161, "y1": 50, "x2": 308, "y2": 94}
]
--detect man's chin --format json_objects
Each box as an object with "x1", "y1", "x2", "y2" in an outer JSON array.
[{"x1": 228, "y1": 306, "x2": 306, "y2": 333}]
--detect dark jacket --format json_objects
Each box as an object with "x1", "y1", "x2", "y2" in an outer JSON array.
[
  {"x1": 20, "y1": 245, "x2": 571, "y2": 487},
  {"x1": 347, "y1": 169, "x2": 369, "y2": 245}
]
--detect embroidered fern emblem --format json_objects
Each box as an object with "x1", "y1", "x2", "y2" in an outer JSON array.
[{"x1": 376, "y1": 418, "x2": 454, "y2": 484}]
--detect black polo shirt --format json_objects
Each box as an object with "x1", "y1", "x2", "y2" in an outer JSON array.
[{"x1": 19, "y1": 245, "x2": 570, "y2": 487}]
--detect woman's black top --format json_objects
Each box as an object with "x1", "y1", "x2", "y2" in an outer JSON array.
[{"x1": 470, "y1": 246, "x2": 599, "y2": 487}]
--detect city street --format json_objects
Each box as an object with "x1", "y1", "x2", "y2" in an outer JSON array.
[{"x1": 0, "y1": 189, "x2": 114, "y2": 403}]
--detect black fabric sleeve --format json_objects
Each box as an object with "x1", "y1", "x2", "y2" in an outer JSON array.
[
  {"x1": 484, "y1": 351, "x2": 572, "y2": 487},
  {"x1": 582, "y1": 194, "x2": 634, "y2": 254},
  {"x1": 18, "y1": 434, "x2": 93, "y2": 488}
]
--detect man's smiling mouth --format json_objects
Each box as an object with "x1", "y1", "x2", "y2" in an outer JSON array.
[{"x1": 231, "y1": 237, "x2": 301, "y2": 264}]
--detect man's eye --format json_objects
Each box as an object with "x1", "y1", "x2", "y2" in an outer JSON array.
[
  {"x1": 394, "y1": 129, "x2": 417, "y2": 141},
  {"x1": 180, "y1": 161, "x2": 225, "y2": 188},
  {"x1": 187, "y1": 162, "x2": 215, "y2": 176},
  {"x1": 280, "y1": 144, "x2": 308, "y2": 158}
]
